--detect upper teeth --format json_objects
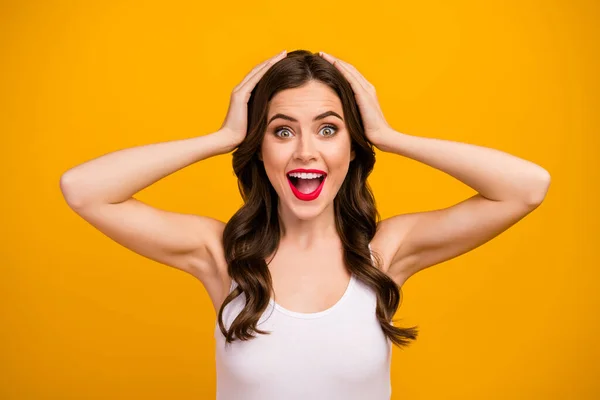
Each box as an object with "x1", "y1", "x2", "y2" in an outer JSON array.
[{"x1": 288, "y1": 172, "x2": 324, "y2": 179}]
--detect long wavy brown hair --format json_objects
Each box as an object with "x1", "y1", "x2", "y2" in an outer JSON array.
[{"x1": 218, "y1": 50, "x2": 418, "y2": 348}]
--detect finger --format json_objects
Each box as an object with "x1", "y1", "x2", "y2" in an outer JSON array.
[
  {"x1": 237, "y1": 50, "x2": 286, "y2": 89},
  {"x1": 238, "y1": 50, "x2": 287, "y2": 89},
  {"x1": 320, "y1": 52, "x2": 369, "y2": 95},
  {"x1": 238, "y1": 51, "x2": 286, "y2": 93},
  {"x1": 338, "y1": 60, "x2": 375, "y2": 93},
  {"x1": 320, "y1": 52, "x2": 373, "y2": 93}
]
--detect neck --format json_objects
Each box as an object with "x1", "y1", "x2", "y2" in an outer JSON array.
[{"x1": 276, "y1": 200, "x2": 339, "y2": 250}]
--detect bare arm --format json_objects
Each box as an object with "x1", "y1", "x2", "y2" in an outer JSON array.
[
  {"x1": 59, "y1": 50, "x2": 288, "y2": 303},
  {"x1": 373, "y1": 129, "x2": 550, "y2": 286},
  {"x1": 60, "y1": 132, "x2": 236, "y2": 208},
  {"x1": 318, "y1": 52, "x2": 550, "y2": 287},
  {"x1": 59, "y1": 130, "x2": 235, "y2": 279}
]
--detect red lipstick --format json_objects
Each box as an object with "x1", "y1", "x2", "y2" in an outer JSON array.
[{"x1": 286, "y1": 169, "x2": 327, "y2": 201}]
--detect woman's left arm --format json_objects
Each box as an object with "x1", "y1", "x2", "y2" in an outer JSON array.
[
  {"x1": 377, "y1": 131, "x2": 551, "y2": 205},
  {"x1": 372, "y1": 129, "x2": 551, "y2": 285},
  {"x1": 319, "y1": 51, "x2": 551, "y2": 285}
]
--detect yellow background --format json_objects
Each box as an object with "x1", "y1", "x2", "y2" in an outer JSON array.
[{"x1": 2, "y1": 0, "x2": 598, "y2": 398}]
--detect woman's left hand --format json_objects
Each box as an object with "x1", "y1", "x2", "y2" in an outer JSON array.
[{"x1": 319, "y1": 51, "x2": 392, "y2": 148}]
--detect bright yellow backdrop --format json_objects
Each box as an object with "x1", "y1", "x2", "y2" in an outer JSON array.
[{"x1": 1, "y1": 0, "x2": 598, "y2": 399}]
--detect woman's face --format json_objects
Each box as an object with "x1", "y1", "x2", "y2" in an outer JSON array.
[{"x1": 260, "y1": 80, "x2": 355, "y2": 220}]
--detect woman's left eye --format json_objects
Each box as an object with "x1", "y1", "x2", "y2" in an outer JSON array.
[{"x1": 319, "y1": 124, "x2": 338, "y2": 137}]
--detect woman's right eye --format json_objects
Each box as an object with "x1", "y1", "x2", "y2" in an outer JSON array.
[{"x1": 274, "y1": 127, "x2": 293, "y2": 138}]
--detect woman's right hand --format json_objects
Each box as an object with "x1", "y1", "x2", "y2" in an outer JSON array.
[{"x1": 219, "y1": 50, "x2": 288, "y2": 151}]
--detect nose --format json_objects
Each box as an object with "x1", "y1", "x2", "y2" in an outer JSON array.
[{"x1": 293, "y1": 132, "x2": 318, "y2": 162}]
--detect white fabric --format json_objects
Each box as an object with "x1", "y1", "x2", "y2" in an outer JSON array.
[{"x1": 214, "y1": 244, "x2": 393, "y2": 399}]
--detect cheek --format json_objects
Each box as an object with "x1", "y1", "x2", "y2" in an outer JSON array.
[
  {"x1": 325, "y1": 145, "x2": 353, "y2": 180},
  {"x1": 263, "y1": 147, "x2": 282, "y2": 166},
  {"x1": 261, "y1": 144, "x2": 288, "y2": 182},
  {"x1": 324, "y1": 144, "x2": 353, "y2": 166}
]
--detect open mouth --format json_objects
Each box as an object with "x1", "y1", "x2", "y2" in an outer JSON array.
[
  {"x1": 287, "y1": 174, "x2": 325, "y2": 193},
  {"x1": 286, "y1": 170, "x2": 327, "y2": 201}
]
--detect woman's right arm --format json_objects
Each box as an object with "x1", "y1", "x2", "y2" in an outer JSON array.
[
  {"x1": 59, "y1": 130, "x2": 237, "y2": 282},
  {"x1": 60, "y1": 50, "x2": 287, "y2": 296}
]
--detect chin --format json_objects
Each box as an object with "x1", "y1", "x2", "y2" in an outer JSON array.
[{"x1": 287, "y1": 203, "x2": 328, "y2": 221}]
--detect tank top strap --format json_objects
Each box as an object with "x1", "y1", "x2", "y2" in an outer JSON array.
[
  {"x1": 228, "y1": 277, "x2": 238, "y2": 294},
  {"x1": 368, "y1": 242, "x2": 376, "y2": 267}
]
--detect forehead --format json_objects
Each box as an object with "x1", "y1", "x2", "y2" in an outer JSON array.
[{"x1": 268, "y1": 81, "x2": 342, "y2": 118}]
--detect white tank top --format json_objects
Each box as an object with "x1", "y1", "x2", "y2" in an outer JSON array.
[{"x1": 214, "y1": 245, "x2": 393, "y2": 399}]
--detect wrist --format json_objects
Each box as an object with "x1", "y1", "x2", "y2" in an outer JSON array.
[
  {"x1": 372, "y1": 127, "x2": 400, "y2": 152},
  {"x1": 213, "y1": 129, "x2": 241, "y2": 154}
]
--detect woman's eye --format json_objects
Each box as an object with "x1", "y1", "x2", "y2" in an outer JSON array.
[
  {"x1": 274, "y1": 127, "x2": 293, "y2": 138},
  {"x1": 319, "y1": 125, "x2": 338, "y2": 137},
  {"x1": 274, "y1": 124, "x2": 338, "y2": 138}
]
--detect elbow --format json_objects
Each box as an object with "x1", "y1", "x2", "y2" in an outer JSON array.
[
  {"x1": 524, "y1": 169, "x2": 551, "y2": 208},
  {"x1": 60, "y1": 172, "x2": 86, "y2": 209}
]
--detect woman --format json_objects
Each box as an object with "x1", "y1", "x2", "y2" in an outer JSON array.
[{"x1": 60, "y1": 49, "x2": 551, "y2": 399}]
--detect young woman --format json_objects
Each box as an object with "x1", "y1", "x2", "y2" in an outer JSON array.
[{"x1": 60, "y1": 50, "x2": 551, "y2": 399}]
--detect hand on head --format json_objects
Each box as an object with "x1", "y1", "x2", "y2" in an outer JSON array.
[{"x1": 219, "y1": 50, "x2": 288, "y2": 150}]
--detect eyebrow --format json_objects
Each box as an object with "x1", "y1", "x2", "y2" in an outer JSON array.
[{"x1": 267, "y1": 110, "x2": 344, "y2": 126}]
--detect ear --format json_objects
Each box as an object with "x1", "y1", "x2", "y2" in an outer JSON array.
[
  {"x1": 350, "y1": 148, "x2": 356, "y2": 161},
  {"x1": 258, "y1": 150, "x2": 263, "y2": 161}
]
